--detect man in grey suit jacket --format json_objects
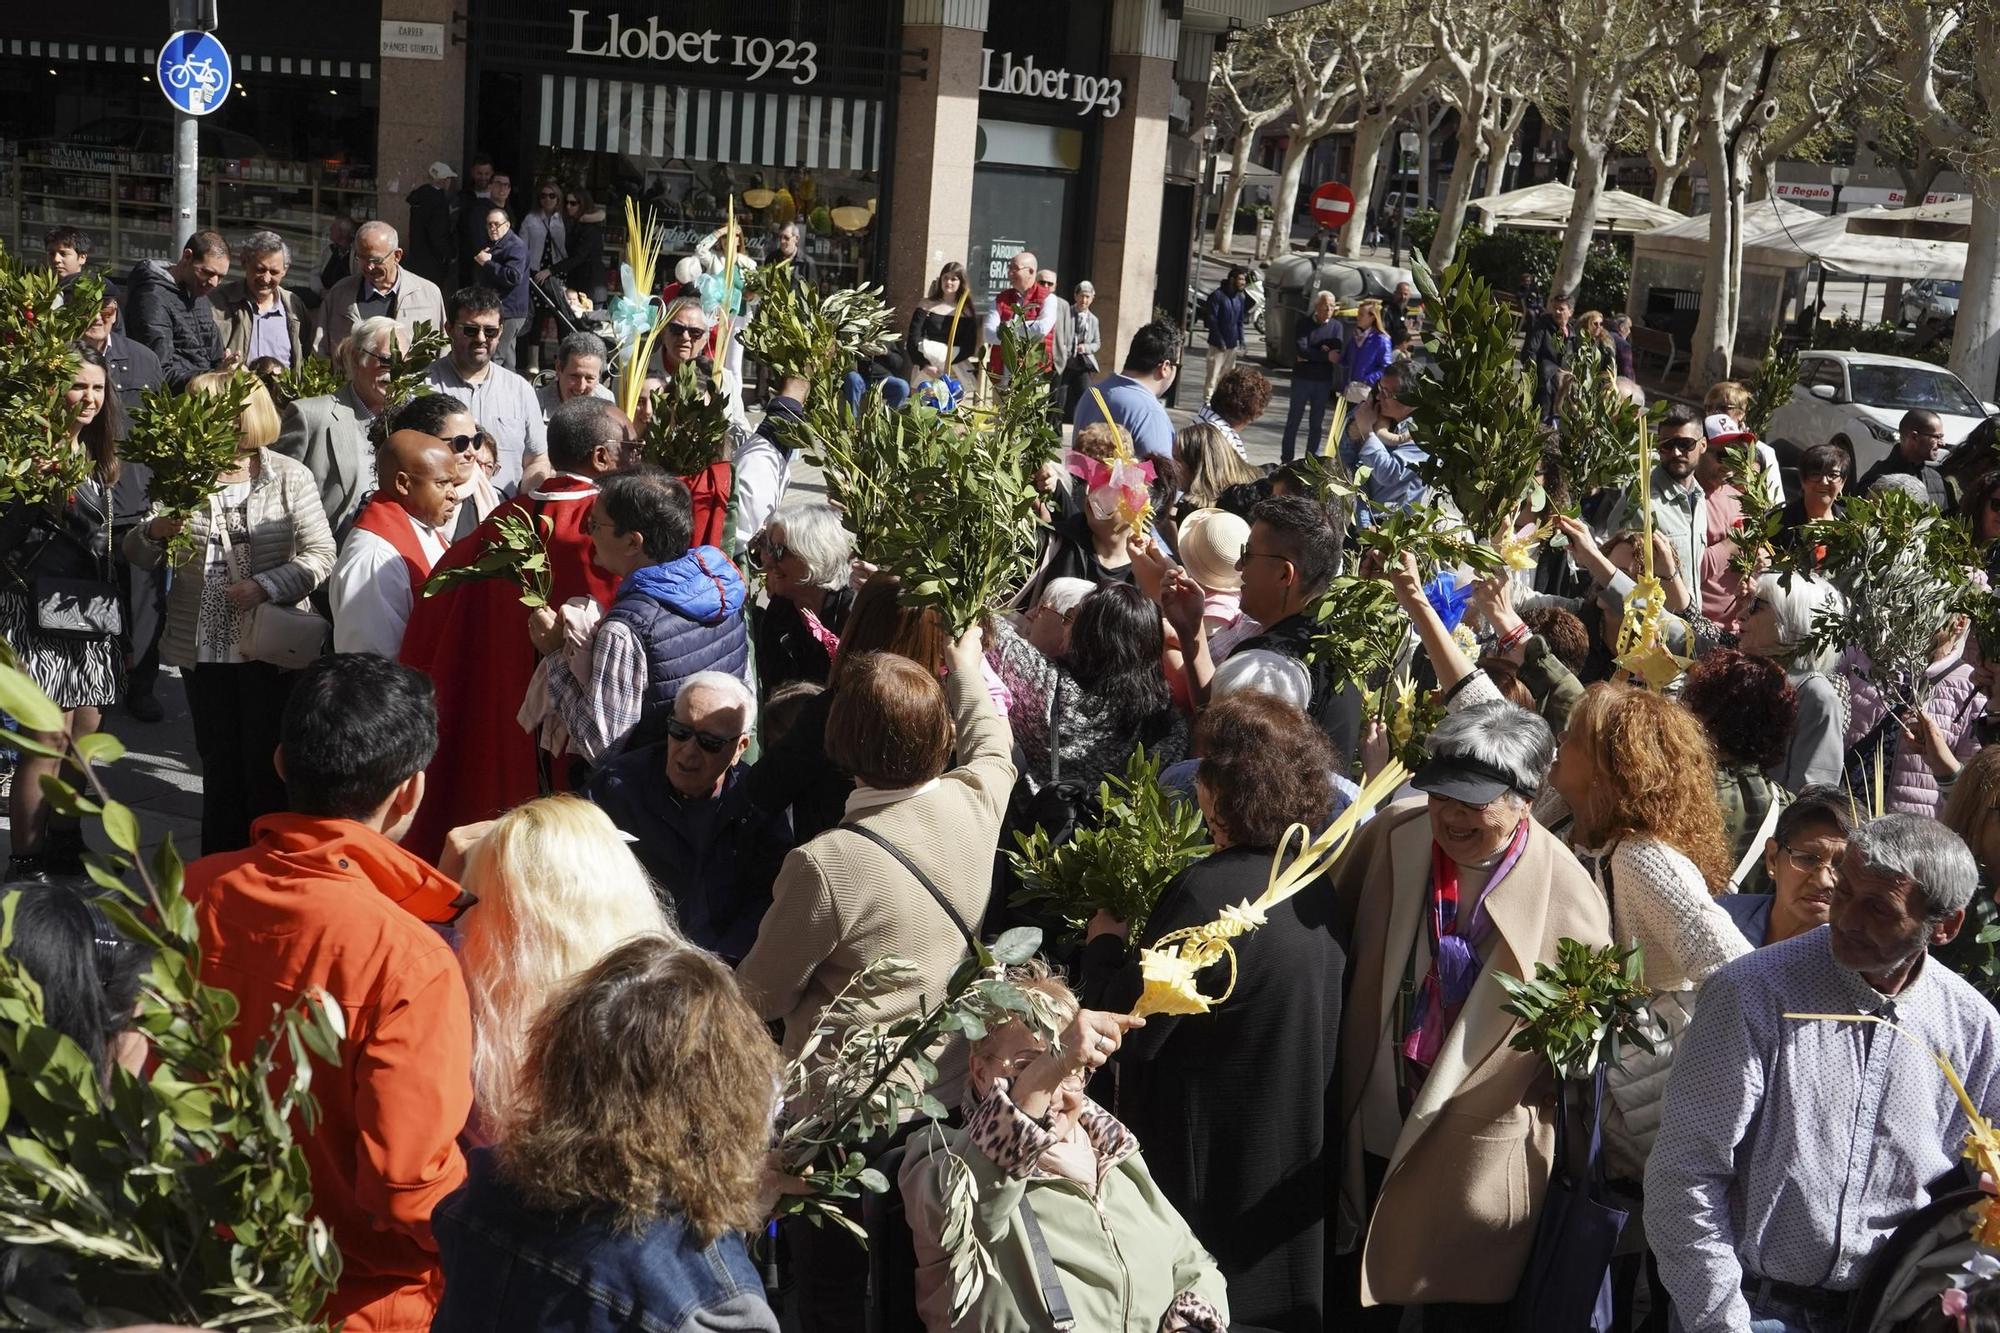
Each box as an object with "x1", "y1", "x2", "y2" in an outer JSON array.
[
  {"x1": 274, "y1": 316, "x2": 401, "y2": 538},
  {"x1": 317, "y1": 221, "x2": 448, "y2": 356}
]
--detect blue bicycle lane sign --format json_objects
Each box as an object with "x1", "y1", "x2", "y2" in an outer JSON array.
[{"x1": 157, "y1": 29, "x2": 232, "y2": 115}]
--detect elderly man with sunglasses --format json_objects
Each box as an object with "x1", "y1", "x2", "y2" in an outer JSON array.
[
  {"x1": 424, "y1": 285, "x2": 547, "y2": 495},
  {"x1": 587, "y1": 670, "x2": 793, "y2": 961}
]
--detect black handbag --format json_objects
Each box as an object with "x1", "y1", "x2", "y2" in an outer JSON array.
[
  {"x1": 1509, "y1": 1067, "x2": 1628, "y2": 1333},
  {"x1": 8, "y1": 496, "x2": 122, "y2": 642}
]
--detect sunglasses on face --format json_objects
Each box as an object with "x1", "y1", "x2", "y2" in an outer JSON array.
[
  {"x1": 540, "y1": 190, "x2": 559, "y2": 199},
  {"x1": 1658, "y1": 438, "x2": 1699, "y2": 454},
  {"x1": 431, "y1": 432, "x2": 480, "y2": 453},
  {"x1": 665, "y1": 321, "x2": 706, "y2": 339},
  {"x1": 748, "y1": 538, "x2": 790, "y2": 569},
  {"x1": 665, "y1": 716, "x2": 741, "y2": 753},
  {"x1": 458, "y1": 324, "x2": 502, "y2": 340}
]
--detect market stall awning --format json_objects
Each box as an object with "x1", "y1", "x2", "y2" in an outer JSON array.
[
  {"x1": 1844, "y1": 197, "x2": 1973, "y2": 243},
  {"x1": 1636, "y1": 199, "x2": 1966, "y2": 280},
  {"x1": 1470, "y1": 181, "x2": 1686, "y2": 232},
  {"x1": 1765, "y1": 208, "x2": 1966, "y2": 280}
]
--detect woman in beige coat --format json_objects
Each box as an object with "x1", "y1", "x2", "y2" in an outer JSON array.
[
  {"x1": 738, "y1": 625, "x2": 1015, "y2": 1333},
  {"x1": 124, "y1": 374, "x2": 334, "y2": 853}
]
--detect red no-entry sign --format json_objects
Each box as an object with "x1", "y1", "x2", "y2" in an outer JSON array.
[{"x1": 1310, "y1": 181, "x2": 1356, "y2": 229}]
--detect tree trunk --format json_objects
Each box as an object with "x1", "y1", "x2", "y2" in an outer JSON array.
[
  {"x1": 1340, "y1": 115, "x2": 1394, "y2": 257},
  {"x1": 1651, "y1": 170, "x2": 1682, "y2": 206},
  {"x1": 1213, "y1": 133, "x2": 1257, "y2": 255},
  {"x1": 1430, "y1": 103, "x2": 1488, "y2": 270},
  {"x1": 1951, "y1": 181, "x2": 2000, "y2": 402},
  {"x1": 1553, "y1": 137, "x2": 1608, "y2": 299},
  {"x1": 1267, "y1": 137, "x2": 1313, "y2": 262},
  {"x1": 1686, "y1": 119, "x2": 1749, "y2": 395}
]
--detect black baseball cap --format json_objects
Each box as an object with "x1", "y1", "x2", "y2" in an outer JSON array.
[{"x1": 1409, "y1": 752, "x2": 1530, "y2": 806}]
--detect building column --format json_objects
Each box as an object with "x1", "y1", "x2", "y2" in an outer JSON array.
[
  {"x1": 374, "y1": 1, "x2": 468, "y2": 236},
  {"x1": 887, "y1": 0, "x2": 990, "y2": 315},
  {"x1": 1091, "y1": 0, "x2": 1179, "y2": 373}
]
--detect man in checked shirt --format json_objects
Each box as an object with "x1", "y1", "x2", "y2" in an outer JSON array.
[{"x1": 1647, "y1": 813, "x2": 2000, "y2": 1333}]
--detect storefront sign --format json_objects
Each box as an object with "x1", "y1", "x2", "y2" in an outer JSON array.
[
  {"x1": 979, "y1": 49, "x2": 1122, "y2": 119},
  {"x1": 1772, "y1": 180, "x2": 1966, "y2": 207},
  {"x1": 565, "y1": 11, "x2": 819, "y2": 85},
  {"x1": 986, "y1": 238, "x2": 1027, "y2": 294},
  {"x1": 380, "y1": 20, "x2": 446, "y2": 61}
]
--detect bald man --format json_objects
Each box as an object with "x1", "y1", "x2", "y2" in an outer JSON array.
[{"x1": 330, "y1": 430, "x2": 461, "y2": 658}]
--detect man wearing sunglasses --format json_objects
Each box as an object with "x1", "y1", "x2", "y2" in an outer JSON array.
[
  {"x1": 1597, "y1": 404, "x2": 1708, "y2": 588},
  {"x1": 587, "y1": 670, "x2": 793, "y2": 961},
  {"x1": 423, "y1": 285, "x2": 547, "y2": 495},
  {"x1": 330, "y1": 429, "x2": 461, "y2": 660}
]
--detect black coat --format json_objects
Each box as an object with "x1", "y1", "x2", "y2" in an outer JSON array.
[
  {"x1": 403, "y1": 183, "x2": 458, "y2": 286},
  {"x1": 548, "y1": 213, "x2": 608, "y2": 304},
  {"x1": 741, "y1": 687, "x2": 852, "y2": 846},
  {"x1": 753, "y1": 586, "x2": 853, "y2": 697},
  {"x1": 123, "y1": 260, "x2": 221, "y2": 389},
  {"x1": 1084, "y1": 847, "x2": 1346, "y2": 1333}
]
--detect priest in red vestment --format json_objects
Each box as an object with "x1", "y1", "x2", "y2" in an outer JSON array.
[
  {"x1": 329, "y1": 430, "x2": 460, "y2": 660},
  {"x1": 398, "y1": 396, "x2": 638, "y2": 861}
]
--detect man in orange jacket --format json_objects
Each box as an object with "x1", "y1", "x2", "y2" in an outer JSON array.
[{"x1": 188, "y1": 653, "x2": 474, "y2": 1333}]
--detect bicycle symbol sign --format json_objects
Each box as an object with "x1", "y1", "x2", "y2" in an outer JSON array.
[{"x1": 157, "y1": 29, "x2": 232, "y2": 116}]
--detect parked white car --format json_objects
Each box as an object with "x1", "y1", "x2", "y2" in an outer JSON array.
[
  {"x1": 1898, "y1": 279, "x2": 1961, "y2": 328},
  {"x1": 1765, "y1": 350, "x2": 1996, "y2": 476}
]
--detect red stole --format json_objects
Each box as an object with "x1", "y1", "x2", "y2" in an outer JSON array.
[
  {"x1": 989, "y1": 282, "x2": 1054, "y2": 373},
  {"x1": 683, "y1": 459, "x2": 733, "y2": 552},
  {"x1": 398, "y1": 474, "x2": 618, "y2": 862},
  {"x1": 350, "y1": 494, "x2": 442, "y2": 606}
]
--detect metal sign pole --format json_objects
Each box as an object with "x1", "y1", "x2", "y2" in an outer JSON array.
[{"x1": 173, "y1": 111, "x2": 199, "y2": 243}]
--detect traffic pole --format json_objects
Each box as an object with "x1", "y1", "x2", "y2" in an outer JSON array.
[{"x1": 173, "y1": 110, "x2": 198, "y2": 243}]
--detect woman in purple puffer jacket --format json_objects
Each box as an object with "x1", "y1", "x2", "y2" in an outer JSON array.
[{"x1": 1840, "y1": 618, "x2": 1987, "y2": 816}]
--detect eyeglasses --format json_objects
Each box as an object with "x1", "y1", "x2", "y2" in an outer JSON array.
[
  {"x1": 665, "y1": 715, "x2": 743, "y2": 753},
  {"x1": 564, "y1": 197, "x2": 580, "y2": 207},
  {"x1": 749, "y1": 538, "x2": 790, "y2": 569},
  {"x1": 457, "y1": 324, "x2": 503, "y2": 340},
  {"x1": 665, "y1": 321, "x2": 706, "y2": 339},
  {"x1": 1807, "y1": 469, "x2": 1847, "y2": 482},
  {"x1": 1658, "y1": 438, "x2": 1700, "y2": 454},
  {"x1": 1780, "y1": 841, "x2": 1846, "y2": 875},
  {"x1": 357, "y1": 347, "x2": 394, "y2": 367},
  {"x1": 1235, "y1": 550, "x2": 1292, "y2": 570},
  {"x1": 429, "y1": 432, "x2": 479, "y2": 453},
  {"x1": 539, "y1": 190, "x2": 559, "y2": 199}
]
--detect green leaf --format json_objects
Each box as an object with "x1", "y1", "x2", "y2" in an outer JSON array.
[
  {"x1": 988, "y1": 927, "x2": 1042, "y2": 967},
  {"x1": 71, "y1": 731, "x2": 127, "y2": 767},
  {"x1": 0, "y1": 664, "x2": 64, "y2": 734},
  {"x1": 99, "y1": 800, "x2": 141, "y2": 856}
]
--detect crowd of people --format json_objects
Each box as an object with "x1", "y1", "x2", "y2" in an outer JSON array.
[{"x1": 12, "y1": 199, "x2": 2000, "y2": 1333}]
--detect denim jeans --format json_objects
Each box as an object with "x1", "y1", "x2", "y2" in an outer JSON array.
[{"x1": 1281, "y1": 377, "x2": 1334, "y2": 462}]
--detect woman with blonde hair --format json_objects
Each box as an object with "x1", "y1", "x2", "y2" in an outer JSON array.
[
  {"x1": 124, "y1": 372, "x2": 334, "y2": 853},
  {"x1": 1546, "y1": 683, "x2": 1748, "y2": 1178},
  {"x1": 1173, "y1": 420, "x2": 1262, "y2": 516},
  {"x1": 1341, "y1": 297, "x2": 1394, "y2": 403},
  {"x1": 432, "y1": 935, "x2": 782, "y2": 1331},
  {"x1": 454, "y1": 795, "x2": 678, "y2": 1134}
]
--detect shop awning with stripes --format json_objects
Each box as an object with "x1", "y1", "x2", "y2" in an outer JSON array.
[
  {"x1": 537, "y1": 74, "x2": 882, "y2": 173},
  {"x1": 3, "y1": 37, "x2": 371, "y2": 79}
]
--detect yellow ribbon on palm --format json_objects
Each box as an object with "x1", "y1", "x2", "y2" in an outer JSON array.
[
  {"x1": 1786, "y1": 1011, "x2": 2000, "y2": 1246},
  {"x1": 1611, "y1": 414, "x2": 1689, "y2": 691},
  {"x1": 1133, "y1": 760, "x2": 1410, "y2": 1017}
]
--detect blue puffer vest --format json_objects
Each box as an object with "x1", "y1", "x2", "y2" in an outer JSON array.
[{"x1": 601, "y1": 544, "x2": 750, "y2": 754}]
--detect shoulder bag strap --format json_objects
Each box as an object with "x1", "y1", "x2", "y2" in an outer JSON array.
[
  {"x1": 1016, "y1": 1198, "x2": 1077, "y2": 1331},
  {"x1": 1047, "y1": 682, "x2": 1064, "y2": 784},
  {"x1": 1729, "y1": 789, "x2": 1786, "y2": 891},
  {"x1": 839, "y1": 821, "x2": 976, "y2": 952}
]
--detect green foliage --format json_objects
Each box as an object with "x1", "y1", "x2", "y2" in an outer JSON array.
[
  {"x1": 987, "y1": 318, "x2": 1063, "y2": 465},
  {"x1": 775, "y1": 927, "x2": 1059, "y2": 1319},
  {"x1": 1555, "y1": 339, "x2": 1647, "y2": 506},
  {"x1": 1496, "y1": 939, "x2": 1654, "y2": 1081},
  {"x1": 780, "y1": 346, "x2": 1050, "y2": 633},
  {"x1": 265, "y1": 356, "x2": 345, "y2": 407},
  {"x1": 122, "y1": 372, "x2": 258, "y2": 565},
  {"x1": 1404, "y1": 208, "x2": 1443, "y2": 258},
  {"x1": 1404, "y1": 253, "x2": 1546, "y2": 543},
  {"x1": 0, "y1": 645, "x2": 342, "y2": 1329},
  {"x1": 422, "y1": 510, "x2": 554, "y2": 608},
  {"x1": 1743, "y1": 334, "x2": 1801, "y2": 440},
  {"x1": 1775, "y1": 487, "x2": 1984, "y2": 707},
  {"x1": 381, "y1": 321, "x2": 450, "y2": 419},
  {"x1": 1008, "y1": 747, "x2": 1210, "y2": 935},
  {"x1": 1807, "y1": 313, "x2": 1950, "y2": 367},
  {"x1": 1309, "y1": 576, "x2": 1409, "y2": 692},
  {"x1": 740, "y1": 262, "x2": 898, "y2": 384},
  {"x1": 641, "y1": 361, "x2": 733, "y2": 476},
  {"x1": 1575, "y1": 240, "x2": 1632, "y2": 318},
  {"x1": 0, "y1": 243, "x2": 105, "y2": 509},
  {"x1": 1460, "y1": 229, "x2": 1627, "y2": 314},
  {"x1": 1350, "y1": 499, "x2": 1506, "y2": 580}
]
